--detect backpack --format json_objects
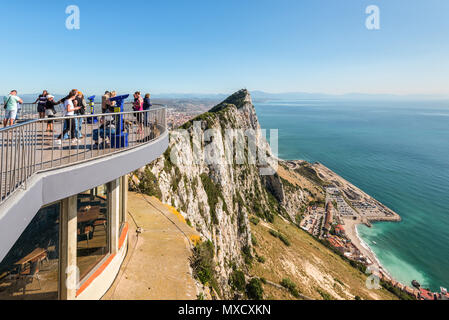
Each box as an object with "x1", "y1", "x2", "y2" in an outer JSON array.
[{"x1": 3, "y1": 96, "x2": 11, "y2": 109}]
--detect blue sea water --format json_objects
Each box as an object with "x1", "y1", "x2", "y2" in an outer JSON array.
[{"x1": 255, "y1": 99, "x2": 449, "y2": 291}]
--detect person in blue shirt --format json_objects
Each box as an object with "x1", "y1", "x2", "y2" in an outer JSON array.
[{"x1": 143, "y1": 93, "x2": 152, "y2": 127}]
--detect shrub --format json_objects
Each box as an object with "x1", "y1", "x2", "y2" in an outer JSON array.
[
  {"x1": 251, "y1": 235, "x2": 258, "y2": 247},
  {"x1": 191, "y1": 241, "x2": 217, "y2": 290},
  {"x1": 316, "y1": 288, "x2": 333, "y2": 300},
  {"x1": 277, "y1": 233, "x2": 291, "y2": 247},
  {"x1": 200, "y1": 173, "x2": 226, "y2": 225},
  {"x1": 230, "y1": 270, "x2": 246, "y2": 292},
  {"x1": 246, "y1": 278, "x2": 264, "y2": 300},
  {"x1": 280, "y1": 278, "x2": 300, "y2": 298},
  {"x1": 269, "y1": 229, "x2": 290, "y2": 246},
  {"x1": 269, "y1": 229, "x2": 279, "y2": 238},
  {"x1": 249, "y1": 216, "x2": 260, "y2": 226},
  {"x1": 256, "y1": 255, "x2": 266, "y2": 264},
  {"x1": 242, "y1": 245, "x2": 253, "y2": 265},
  {"x1": 137, "y1": 168, "x2": 162, "y2": 199}
]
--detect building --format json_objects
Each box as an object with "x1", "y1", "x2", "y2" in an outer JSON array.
[
  {"x1": 323, "y1": 202, "x2": 334, "y2": 232},
  {"x1": 419, "y1": 288, "x2": 435, "y2": 301},
  {"x1": 0, "y1": 107, "x2": 168, "y2": 300}
]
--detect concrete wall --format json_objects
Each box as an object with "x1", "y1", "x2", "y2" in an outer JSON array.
[{"x1": 0, "y1": 130, "x2": 168, "y2": 262}]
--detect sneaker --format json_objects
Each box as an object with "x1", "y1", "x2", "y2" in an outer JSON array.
[{"x1": 71, "y1": 138, "x2": 78, "y2": 144}]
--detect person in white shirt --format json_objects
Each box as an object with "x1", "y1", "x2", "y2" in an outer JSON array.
[
  {"x1": 3, "y1": 90, "x2": 23, "y2": 127},
  {"x1": 56, "y1": 91, "x2": 81, "y2": 144}
]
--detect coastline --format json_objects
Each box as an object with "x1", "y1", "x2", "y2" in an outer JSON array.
[
  {"x1": 343, "y1": 217, "x2": 393, "y2": 280},
  {"x1": 294, "y1": 160, "x2": 402, "y2": 285}
]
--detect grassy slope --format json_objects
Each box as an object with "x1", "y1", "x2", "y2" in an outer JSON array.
[{"x1": 249, "y1": 216, "x2": 398, "y2": 300}]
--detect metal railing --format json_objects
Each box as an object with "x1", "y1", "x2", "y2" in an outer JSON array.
[
  {"x1": 0, "y1": 102, "x2": 137, "y2": 122},
  {"x1": 0, "y1": 106, "x2": 166, "y2": 205}
]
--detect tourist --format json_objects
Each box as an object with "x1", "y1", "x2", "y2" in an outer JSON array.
[
  {"x1": 92, "y1": 106, "x2": 116, "y2": 150},
  {"x1": 34, "y1": 90, "x2": 48, "y2": 119},
  {"x1": 3, "y1": 90, "x2": 23, "y2": 127},
  {"x1": 74, "y1": 91, "x2": 87, "y2": 138},
  {"x1": 44, "y1": 95, "x2": 58, "y2": 132},
  {"x1": 55, "y1": 91, "x2": 81, "y2": 145},
  {"x1": 109, "y1": 91, "x2": 117, "y2": 110},
  {"x1": 143, "y1": 93, "x2": 152, "y2": 126},
  {"x1": 57, "y1": 89, "x2": 78, "y2": 140},
  {"x1": 102, "y1": 91, "x2": 111, "y2": 113},
  {"x1": 133, "y1": 91, "x2": 144, "y2": 134}
]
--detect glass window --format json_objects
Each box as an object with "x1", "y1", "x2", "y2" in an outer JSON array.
[
  {"x1": 76, "y1": 184, "x2": 109, "y2": 282},
  {"x1": 0, "y1": 202, "x2": 60, "y2": 300}
]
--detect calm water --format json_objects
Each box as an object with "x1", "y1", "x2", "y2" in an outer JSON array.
[{"x1": 256, "y1": 99, "x2": 449, "y2": 291}]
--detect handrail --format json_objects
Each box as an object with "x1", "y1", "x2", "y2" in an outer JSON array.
[
  {"x1": 0, "y1": 107, "x2": 167, "y2": 205},
  {"x1": 1, "y1": 101, "x2": 151, "y2": 122}
]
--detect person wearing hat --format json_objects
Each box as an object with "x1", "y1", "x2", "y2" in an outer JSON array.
[{"x1": 44, "y1": 95, "x2": 58, "y2": 132}]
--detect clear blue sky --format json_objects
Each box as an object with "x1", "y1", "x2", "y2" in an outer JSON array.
[{"x1": 1, "y1": 0, "x2": 448, "y2": 96}]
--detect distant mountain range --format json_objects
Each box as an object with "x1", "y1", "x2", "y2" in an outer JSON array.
[{"x1": 4, "y1": 91, "x2": 449, "y2": 103}]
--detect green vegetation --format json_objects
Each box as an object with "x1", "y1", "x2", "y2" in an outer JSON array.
[
  {"x1": 230, "y1": 270, "x2": 246, "y2": 292},
  {"x1": 280, "y1": 177, "x2": 299, "y2": 191},
  {"x1": 200, "y1": 173, "x2": 227, "y2": 225},
  {"x1": 295, "y1": 164, "x2": 325, "y2": 186},
  {"x1": 171, "y1": 166, "x2": 182, "y2": 192},
  {"x1": 280, "y1": 278, "x2": 300, "y2": 298},
  {"x1": 242, "y1": 245, "x2": 253, "y2": 265},
  {"x1": 181, "y1": 112, "x2": 216, "y2": 130},
  {"x1": 380, "y1": 280, "x2": 416, "y2": 300},
  {"x1": 137, "y1": 168, "x2": 162, "y2": 200},
  {"x1": 316, "y1": 288, "x2": 333, "y2": 300},
  {"x1": 268, "y1": 230, "x2": 291, "y2": 247},
  {"x1": 256, "y1": 255, "x2": 266, "y2": 264},
  {"x1": 196, "y1": 293, "x2": 205, "y2": 300},
  {"x1": 317, "y1": 238, "x2": 367, "y2": 274},
  {"x1": 210, "y1": 89, "x2": 248, "y2": 113},
  {"x1": 246, "y1": 278, "x2": 264, "y2": 300},
  {"x1": 249, "y1": 216, "x2": 260, "y2": 226},
  {"x1": 251, "y1": 235, "x2": 258, "y2": 247},
  {"x1": 191, "y1": 240, "x2": 220, "y2": 295}
]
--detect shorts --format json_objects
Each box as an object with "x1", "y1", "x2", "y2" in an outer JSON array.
[
  {"x1": 4, "y1": 109, "x2": 17, "y2": 120},
  {"x1": 37, "y1": 105, "x2": 45, "y2": 113}
]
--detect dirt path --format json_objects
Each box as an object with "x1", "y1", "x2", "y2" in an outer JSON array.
[{"x1": 103, "y1": 192, "x2": 200, "y2": 300}]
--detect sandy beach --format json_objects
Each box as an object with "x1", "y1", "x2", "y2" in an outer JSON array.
[{"x1": 342, "y1": 217, "x2": 391, "y2": 279}]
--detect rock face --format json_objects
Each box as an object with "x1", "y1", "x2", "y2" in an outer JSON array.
[{"x1": 132, "y1": 89, "x2": 307, "y2": 297}]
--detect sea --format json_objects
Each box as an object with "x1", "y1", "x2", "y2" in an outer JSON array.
[{"x1": 255, "y1": 99, "x2": 449, "y2": 291}]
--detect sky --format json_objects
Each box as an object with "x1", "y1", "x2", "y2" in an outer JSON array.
[{"x1": 1, "y1": 0, "x2": 448, "y2": 96}]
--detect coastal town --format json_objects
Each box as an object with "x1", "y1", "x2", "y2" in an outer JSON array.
[{"x1": 298, "y1": 165, "x2": 448, "y2": 301}]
